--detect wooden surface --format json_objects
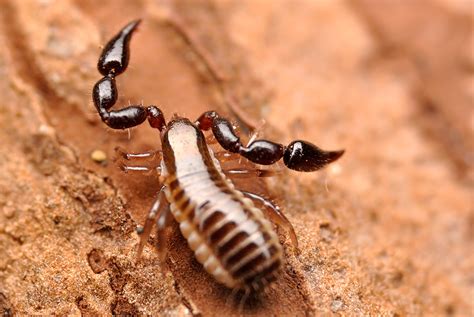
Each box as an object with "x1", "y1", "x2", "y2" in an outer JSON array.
[{"x1": 0, "y1": 0, "x2": 472, "y2": 315}]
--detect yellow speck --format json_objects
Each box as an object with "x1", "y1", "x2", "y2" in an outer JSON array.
[{"x1": 91, "y1": 150, "x2": 107, "y2": 163}]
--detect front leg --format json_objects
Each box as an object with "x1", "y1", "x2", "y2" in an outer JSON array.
[
  {"x1": 114, "y1": 147, "x2": 162, "y2": 175},
  {"x1": 115, "y1": 147, "x2": 162, "y2": 161},
  {"x1": 92, "y1": 20, "x2": 166, "y2": 130},
  {"x1": 196, "y1": 111, "x2": 344, "y2": 172}
]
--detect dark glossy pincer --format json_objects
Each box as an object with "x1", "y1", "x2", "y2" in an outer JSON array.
[
  {"x1": 212, "y1": 118, "x2": 241, "y2": 153},
  {"x1": 283, "y1": 140, "x2": 344, "y2": 172},
  {"x1": 240, "y1": 140, "x2": 284, "y2": 165},
  {"x1": 98, "y1": 20, "x2": 141, "y2": 76},
  {"x1": 93, "y1": 76, "x2": 117, "y2": 112}
]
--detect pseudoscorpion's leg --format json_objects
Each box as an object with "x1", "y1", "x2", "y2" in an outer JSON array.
[
  {"x1": 93, "y1": 20, "x2": 166, "y2": 131},
  {"x1": 196, "y1": 111, "x2": 344, "y2": 172},
  {"x1": 213, "y1": 151, "x2": 242, "y2": 163},
  {"x1": 242, "y1": 191, "x2": 298, "y2": 248},
  {"x1": 224, "y1": 168, "x2": 280, "y2": 178},
  {"x1": 205, "y1": 133, "x2": 218, "y2": 144},
  {"x1": 137, "y1": 186, "x2": 169, "y2": 259},
  {"x1": 156, "y1": 204, "x2": 173, "y2": 263},
  {"x1": 115, "y1": 147, "x2": 162, "y2": 175},
  {"x1": 115, "y1": 146, "x2": 162, "y2": 161},
  {"x1": 118, "y1": 163, "x2": 161, "y2": 175}
]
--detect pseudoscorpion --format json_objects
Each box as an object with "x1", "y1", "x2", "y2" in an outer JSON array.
[{"x1": 92, "y1": 20, "x2": 344, "y2": 297}]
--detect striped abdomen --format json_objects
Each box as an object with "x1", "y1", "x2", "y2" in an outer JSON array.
[{"x1": 161, "y1": 118, "x2": 283, "y2": 290}]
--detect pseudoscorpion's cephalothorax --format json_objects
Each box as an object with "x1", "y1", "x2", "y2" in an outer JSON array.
[{"x1": 92, "y1": 20, "x2": 344, "y2": 295}]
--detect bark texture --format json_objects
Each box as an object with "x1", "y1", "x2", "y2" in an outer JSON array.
[{"x1": 0, "y1": 0, "x2": 472, "y2": 316}]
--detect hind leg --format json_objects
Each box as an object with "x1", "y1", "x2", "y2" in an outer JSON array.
[
  {"x1": 242, "y1": 191, "x2": 298, "y2": 249},
  {"x1": 155, "y1": 204, "x2": 173, "y2": 264},
  {"x1": 136, "y1": 186, "x2": 169, "y2": 259}
]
